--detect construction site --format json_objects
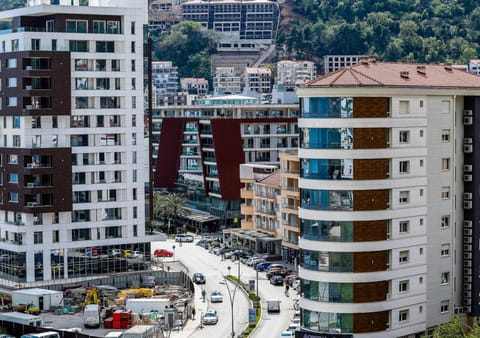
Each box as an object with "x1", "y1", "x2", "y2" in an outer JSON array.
[{"x1": 0, "y1": 269, "x2": 194, "y2": 338}]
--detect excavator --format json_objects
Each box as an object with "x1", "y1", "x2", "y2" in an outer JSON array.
[{"x1": 84, "y1": 286, "x2": 99, "y2": 306}]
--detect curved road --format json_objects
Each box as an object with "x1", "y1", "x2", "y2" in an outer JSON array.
[{"x1": 152, "y1": 239, "x2": 297, "y2": 337}]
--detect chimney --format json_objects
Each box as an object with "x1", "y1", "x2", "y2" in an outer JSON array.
[
  {"x1": 400, "y1": 71, "x2": 410, "y2": 79},
  {"x1": 416, "y1": 66, "x2": 426, "y2": 75}
]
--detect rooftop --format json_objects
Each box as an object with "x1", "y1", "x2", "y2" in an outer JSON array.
[{"x1": 306, "y1": 61, "x2": 480, "y2": 88}]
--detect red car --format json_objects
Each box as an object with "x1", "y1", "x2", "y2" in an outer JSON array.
[{"x1": 154, "y1": 249, "x2": 174, "y2": 257}]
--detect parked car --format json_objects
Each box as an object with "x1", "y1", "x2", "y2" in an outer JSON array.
[
  {"x1": 270, "y1": 275, "x2": 284, "y2": 286},
  {"x1": 109, "y1": 249, "x2": 122, "y2": 257},
  {"x1": 210, "y1": 290, "x2": 223, "y2": 303},
  {"x1": 154, "y1": 249, "x2": 173, "y2": 257},
  {"x1": 246, "y1": 257, "x2": 260, "y2": 266},
  {"x1": 131, "y1": 251, "x2": 144, "y2": 259},
  {"x1": 196, "y1": 240, "x2": 207, "y2": 248},
  {"x1": 202, "y1": 310, "x2": 218, "y2": 325},
  {"x1": 287, "y1": 323, "x2": 300, "y2": 332},
  {"x1": 255, "y1": 262, "x2": 272, "y2": 272},
  {"x1": 140, "y1": 275, "x2": 155, "y2": 288},
  {"x1": 192, "y1": 272, "x2": 206, "y2": 284},
  {"x1": 175, "y1": 234, "x2": 194, "y2": 242}
]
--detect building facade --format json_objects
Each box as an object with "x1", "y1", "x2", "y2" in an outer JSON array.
[
  {"x1": 322, "y1": 55, "x2": 372, "y2": 74},
  {"x1": 181, "y1": 0, "x2": 279, "y2": 52},
  {"x1": 180, "y1": 78, "x2": 209, "y2": 96},
  {"x1": 244, "y1": 67, "x2": 272, "y2": 94},
  {"x1": 213, "y1": 67, "x2": 242, "y2": 95},
  {"x1": 152, "y1": 61, "x2": 179, "y2": 106},
  {"x1": 277, "y1": 60, "x2": 316, "y2": 87},
  {"x1": 0, "y1": 0, "x2": 153, "y2": 286},
  {"x1": 152, "y1": 97, "x2": 298, "y2": 226},
  {"x1": 297, "y1": 62, "x2": 480, "y2": 336}
]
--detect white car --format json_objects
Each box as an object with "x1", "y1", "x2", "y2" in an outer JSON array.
[
  {"x1": 202, "y1": 310, "x2": 218, "y2": 325},
  {"x1": 210, "y1": 290, "x2": 223, "y2": 303},
  {"x1": 131, "y1": 250, "x2": 144, "y2": 259}
]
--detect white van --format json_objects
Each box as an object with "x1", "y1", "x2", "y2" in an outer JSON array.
[
  {"x1": 84, "y1": 304, "x2": 101, "y2": 328},
  {"x1": 266, "y1": 299, "x2": 281, "y2": 313}
]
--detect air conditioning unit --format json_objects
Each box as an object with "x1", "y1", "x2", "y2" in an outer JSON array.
[
  {"x1": 464, "y1": 200, "x2": 473, "y2": 209},
  {"x1": 464, "y1": 144, "x2": 473, "y2": 153},
  {"x1": 464, "y1": 228, "x2": 473, "y2": 236},
  {"x1": 464, "y1": 109, "x2": 473, "y2": 116},
  {"x1": 25, "y1": 85, "x2": 32, "y2": 90},
  {"x1": 464, "y1": 220, "x2": 473, "y2": 228},
  {"x1": 464, "y1": 164, "x2": 473, "y2": 172},
  {"x1": 464, "y1": 291, "x2": 472, "y2": 298},
  {"x1": 464, "y1": 236, "x2": 473, "y2": 244},
  {"x1": 464, "y1": 260, "x2": 472, "y2": 267},
  {"x1": 465, "y1": 306, "x2": 472, "y2": 313},
  {"x1": 465, "y1": 252, "x2": 473, "y2": 259},
  {"x1": 27, "y1": 182, "x2": 36, "y2": 188},
  {"x1": 464, "y1": 268, "x2": 472, "y2": 275},
  {"x1": 464, "y1": 244, "x2": 472, "y2": 252},
  {"x1": 464, "y1": 192, "x2": 473, "y2": 200},
  {"x1": 464, "y1": 298, "x2": 472, "y2": 305},
  {"x1": 465, "y1": 276, "x2": 472, "y2": 283},
  {"x1": 464, "y1": 283, "x2": 472, "y2": 290},
  {"x1": 464, "y1": 116, "x2": 473, "y2": 125},
  {"x1": 464, "y1": 174, "x2": 473, "y2": 182},
  {"x1": 464, "y1": 138, "x2": 473, "y2": 144}
]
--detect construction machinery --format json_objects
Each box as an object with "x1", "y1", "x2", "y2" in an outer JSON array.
[{"x1": 84, "y1": 287, "x2": 99, "y2": 306}]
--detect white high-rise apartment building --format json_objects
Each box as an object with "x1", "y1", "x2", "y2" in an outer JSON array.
[
  {"x1": 297, "y1": 62, "x2": 480, "y2": 337},
  {"x1": 0, "y1": 0, "x2": 152, "y2": 286}
]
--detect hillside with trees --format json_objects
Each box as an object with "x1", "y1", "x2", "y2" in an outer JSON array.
[{"x1": 277, "y1": 0, "x2": 480, "y2": 64}]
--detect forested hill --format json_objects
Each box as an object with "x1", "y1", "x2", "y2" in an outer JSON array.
[
  {"x1": 1, "y1": 0, "x2": 25, "y2": 11},
  {"x1": 277, "y1": 0, "x2": 480, "y2": 64}
]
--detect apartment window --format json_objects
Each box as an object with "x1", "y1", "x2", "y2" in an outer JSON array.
[
  {"x1": 419, "y1": 100, "x2": 424, "y2": 108},
  {"x1": 12, "y1": 135, "x2": 20, "y2": 147},
  {"x1": 441, "y1": 158, "x2": 450, "y2": 170},
  {"x1": 441, "y1": 244, "x2": 450, "y2": 256},
  {"x1": 399, "y1": 221, "x2": 409, "y2": 234},
  {"x1": 95, "y1": 59, "x2": 106, "y2": 71},
  {"x1": 79, "y1": 0, "x2": 89, "y2": 6},
  {"x1": 34, "y1": 231, "x2": 43, "y2": 244},
  {"x1": 441, "y1": 272, "x2": 449, "y2": 284},
  {"x1": 69, "y1": 40, "x2": 88, "y2": 52},
  {"x1": 419, "y1": 277, "x2": 423, "y2": 284},
  {"x1": 52, "y1": 39, "x2": 57, "y2": 51},
  {"x1": 133, "y1": 188, "x2": 137, "y2": 200},
  {"x1": 440, "y1": 300, "x2": 449, "y2": 313},
  {"x1": 133, "y1": 206, "x2": 137, "y2": 219},
  {"x1": 419, "y1": 129, "x2": 424, "y2": 137},
  {"x1": 132, "y1": 133, "x2": 136, "y2": 145},
  {"x1": 52, "y1": 230, "x2": 59, "y2": 243},
  {"x1": 107, "y1": 21, "x2": 120, "y2": 34},
  {"x1": 399, "y1": 250, "x2": 409, "y2": 263},
  {"x1": 399, "y1": 100, "x2": 410, "y2": 114},
  {"x1": 7, "y1": 97, "x2": 17, "y2": 107},
  {"x1": 419, "y1": 189, "x2": 424, "y2": 197},
  {"x1": 111, "y1": 60, "x2": 120, "y2": 71},
  {"x1": 8, "y1": 173, "x2": 18, "y2": 183},
  {"x1": 399, "y1": 310, "x2": 409, "y2": 323},
  {"x1": 132, "y1": 96, "x2": 136, "y2": 109},
  {"x1": 133, "y1": 224, "x2": 137, "y2": 237},
  {"x1": 131, "y1": 78, "x2": 136, "y2": 90},
  {"x1": 419, "y1": 306, "x2": 423, "y2": 313},
  {"x1": 11, "y1": 39, "x2": 18, "y2": 51},
  {"x1": 96, "y1": 41, "x2": 114, "y2": 53},
  {"x1": 46, "y1": 20, "x2": 54, "y2": 32},
  {"x1": 440, "y1": 215, "x2": 450, "y2": 228},
  {"x1": 399, "y1": 130, "x2": 409, "y2": 143},
  {"x1": 66, "y1": 20, "x2": 87, "y2": 33},
  {"x1": 8, "y1": 154, "x2": 18, "y2": 164},
  {"x1": 7, "y1": 77, "x2": 17, "y2": 87},
  {"x1": 399, "y1": 191, "x2": 409, "y2": 204},
  {"x1": 441, "y1": 129, "x2": 450, "y2": 142},
  {"x1": 31, "y1": 39, "x2": 40, "y2": 51},
  {"x1": 7, "y1": 58, "x2": 16, "y2": 68},
  {"x1": 131, "y1": 41, "x2": 135, "y2": 53},
  {"x1": 13, "y1": 116, "x2": 20, "y2": 128},
  {"x1": 9, "y1": 192, "x2": 18, "y2": 202},
  {"x1": 441, "y1": 186, "x2": 450, "y2": 199},
  {"x1": 419, "y1": 247, "x2": 423, "y2": 255},
  {"x1": 131, "y1": 21, "x2": 135, "y2": 34},
  {"x1": 131, "y1": 60, "x2": 135, "y2": 72},
  {"x1": 93, "y1": 20, "x2": 105, "y2": 33},
  {"x1": 420, "y1": 159, "x2": 424, "y2": 167},
  {"x1": 52, "y1": 116, "x2": 58, "y2": 128},
  {"x1": 399, "y1": 160, "x2": 409, "y2": 174},
  {"x1": 133, "y1": 170, "x2": 137, "y2": 182},
  {"x1": 399, "y1": 280, "x2": 409, "y2": 293}
]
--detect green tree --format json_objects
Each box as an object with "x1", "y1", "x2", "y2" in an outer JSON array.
[
  {"x1": 153, "y1": 192, "x2": 191, "y2": 234},
  {"x1": 431, "y1": 316, "x2": 480, "y2": 338}
]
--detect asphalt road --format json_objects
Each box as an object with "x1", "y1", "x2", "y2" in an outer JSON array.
[{"x1": 152, "y1": 238, "x2": 297, "y2": 338}]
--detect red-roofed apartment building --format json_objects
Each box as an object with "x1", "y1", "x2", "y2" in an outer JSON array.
[{"x1": 296, "y1": 61, "x2": 480, "y2": 337}]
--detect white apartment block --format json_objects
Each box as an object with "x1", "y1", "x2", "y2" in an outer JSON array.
[
  {"x1": 276, "y1": 60, "x2": 316, "y2": 87},
  {"x1": 244, "y1": 67, "x2": 272, "y2": 94},
  {"x1": 297, "y1": 62, "x2": 480, "y2": 337},
  {"x1": 0, "y1": 0, "x2": 154, "y2": 286},
  {"x1": 213, "y1": 67, "x2": 241, "y2": 95},
  {"x1": 322, "y1": 54, "x2": 372, "y2": 74}
]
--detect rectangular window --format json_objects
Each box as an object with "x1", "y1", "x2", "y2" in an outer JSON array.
[
  {"x1": 8, "y1": 154, "x2": 18, "y2": 164},
  {"x1": 9, "y1": 192, "x2": 18, "y2": 202},
  {"x1": 441, "y1": 129, "x2": 450, "y2": 142},
  {"x1": 7, "y1": 58, "x2": 16, "y2": 68},
  {"x1": 66, "y1": 20, "x2": 87, "y2": 33},
  {"x1": 399, "y1": 160, "x2": 409, "y2": 174},
  {"x1": 131, "y1": 21, "x2": 135, "y2": 34},
  {"x1": 8, "y1": 173, "x2": 18, "y2": 183},
  {"x1": 93, "y1": 20, "x2": 105, "y2": 33},
  {"x1": 441, "y1": 186, "x2": 450, "y2": 199},
  {"x1": 399, "y1": 310, "x2": 409, "y2": 323},
  {"x1": 34, "y1": 231, "x2": 43, "y2": 244},
  {"x1": 7, "y1": 97, "x2": 17, "y2": 107},
  {"x1": 13, "y1": 116, "x2": 20, "y2": 128},
  {"x1": 95, "y1": 59, "x2": 106, "y2": 71},
  {"x1": 441, "y1": 244, "x2": 450, "y2": 256},
  {"x1": 399, "y1": 220, "x2": 409, "y2": 234},
  {"x1": 399, "y1": 131, "x2": 410, "y2": 143},
  {"x1": 440, "y1": 300, "x2": 449, "y2": 313},
  {"x1": 69, "y1": 40, "x2": 88, "y2": 52},
  {"x1": 12, "y1": 135, "x2": 20, "y2": 147},
  {"x1": 399, "y1": 191, "x2": 409, "y2": 204},
  {"x1": 399, "y1": 280, "x2": 409, "y2": 293},
  {"x1": 107, "y1": 21, "x2": 120, "y2": 34},
  {"x1": 131, "y1": 60, "x2": 135, "y2": 71},
  {"x1": 96, "y1": 41, "x2": 114, "y2": 53},
  {"x1": 399, "y1": 250, "x2": 409, "y2": 263},
  {"x1": 441, "y1": 215, "x2": 450, "y2": 228},
  {"x1": 441, "y1": 272, "x2": 449, "y2": 284},
  {"x1": 7, "y1": 77, "x2": 17, "y2": 87},
  {"x1": 52, "y1": 230, "x2": 59, "y2": 243},
  {"x1": 31, "y1": 39, "x2": 40, "y2": 51},
  {"x1": 52, "y1": 39, "x2": 57, "y2": 50},
  {"x1": 441, "y1": 158, "x2": 450, "y2": 170},
  {"x1": 399, "y1": 100, "x2": 410, "y2": 114},
  {"x1": 131, "y1": 41, "x2": 135, "y2": 53}
]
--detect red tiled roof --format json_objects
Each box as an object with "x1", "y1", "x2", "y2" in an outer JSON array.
[{"x1": 307, "y1": 62, "x2": 480, "y2": 88}]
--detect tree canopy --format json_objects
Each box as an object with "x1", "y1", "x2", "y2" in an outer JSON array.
[
  {"x1": 431, "y1": 316, "x2": 480, "y2": 338},
  {"x1": 151, "y1": 21, "x2": 213, "y2": 80},
  {"x1": 279, "y1": 0, "x2": 480, "y2": 64}
]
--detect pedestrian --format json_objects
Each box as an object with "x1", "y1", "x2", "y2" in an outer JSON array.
[
  {"x1": 285, "y1": 284, "x2": 290, "y2": 297},
  {"x1": 192, "y1": 307, "x2": 196, "y2": 320},
  {"x1": 201, "y1": 288, "x2": 206, "y2": 302}
]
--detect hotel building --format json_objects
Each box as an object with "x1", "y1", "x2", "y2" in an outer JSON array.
[
  {"x1": 296, "y1": 62, "x2": 480, "y2": 336},
  {"x1": 0, "y1": 0, "x2": 154, "y2": 286}
]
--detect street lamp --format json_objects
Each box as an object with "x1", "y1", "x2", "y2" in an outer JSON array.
[
  {"x1": 172, "y1": 245, "x2": 176, "y2": 261},
  {"x1": 225, "y1": 266, "x2": 239, "y2": 338}
]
